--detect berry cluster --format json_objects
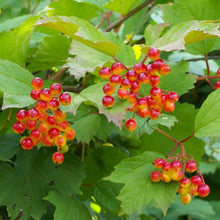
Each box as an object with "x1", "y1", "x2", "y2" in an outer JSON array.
[
  {"x1": 12, "y1": 77, "x2": 75, "y2": 164},
  {"x1": 215, "y1": 68, "x2": 220, "y2": 89},
  {"x1": 151, "y1": 157, "x2": 210, "y2": 204},
  {"x1": 99, "y1": 48, "x2": 179, "y2": 131}
]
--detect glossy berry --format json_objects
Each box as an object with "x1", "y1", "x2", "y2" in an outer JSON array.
[
  {"x1": 137, "y1": 108, "x2": 149, "y2": 117},
  {"x1": 171, "y1": 160, "x2": 182, "y2": 171},
  {"x1": 48, "y1": 127, "x2": 60, "y2": 139},
  {"x1": 50, "y1": 83, "x2": 62, "y2": 95},
  {"x1": 103, "y1": 83, "x2": 115, "y2": 95},
  {"x1": 55, "y1": 135, "x2": 66, "y2": 148},
  {"x1": 121, "y1": 78, "x2": 132, "y2": 89},
  {"x1": 47, "y1": 115, "x2": 57, "y2": 126},
  {"x1": 159, "y1": 64, "x2": 170, "y2": 75},
  {"x1": 48, "y1": 98, "x2": 60, "y2": 111},
  {"x1": 125, "y1": 119, "x2": 137, "y2": 131},
  {"x1": 109, "y1": 74, "x2": 121, "y2": 86},
  {"x1": 58, "y1": 121, "x2": 70, "y2": 132},
  {"x1": 161, "y1": 172, "x2": 171, "y2": 183},
  {"x1": 127, "y1": 92, "x2": 136, "y2": 104},
  {"x1": 130, "y1": 80, "x2": 140, "y2": 92},
  {"x1": 153, "y1": 158, "x2": 165, "y2": 169},
  {"x1": 20, "y1": 137, "x2": 34, "y2": 150},
  {"x1": 197, "y1": 184, "x2": 210, "y2": 197},
  {"x1": 102, "y1": 95, "x2": 114, "y2": 108},
  {"x1": 150, "y1": 87, "x2": 162, "y2": 99},
  {"x1": 180, "y1": 177, "x2": 191, "y2": 188},
  {"x1": 54, "y1": 110, "x2": 66, "y2": 121},
  {"x1": 27, "y1": 108, "x2": 39, "y2": 120},
  {"x1": 117, "y1": 88, "x2": 129, "y2": 99},
  {"x1": 137, "y1": 72, "x2": 149, "y2": 84},
  {"x1": 146, "y1": 64, "x2": 156, "y2": 75},
  {"x1": 171, "y1": 170, "x2": 184, "y2": 181},
  {"x1": 133, "y1": 63, "x2": 146, "y2": 74},
  {"x1": 153, "y1": 59, "x2": 164, "y2": 71},
  {"x1": 217, "y1": 68, "x2": 220, "y2": 77},
  {"x1": 215, "y1": 80, "x2": 220, "y2": 89},
  {"x1": 137, "y1": 98, "x2": 148, "y2": 110},
  {"x1": 180, "y1": 193, "x2": 191, "y2": 205},
  {"x1": 126, "y1": 69, "x2": 138, "y2": 81},
  {"x1": 16, "y1": 109, "x2": 28, "y2": 121},
  {"x1": 36, "y1": 100, "x2": 48, "y2": 112},
  {"x1": 149, "y1": 75, "x2": 160, "y2": 87},
  {"x1": 52, "y1": 152, "x2": 64, "y2": 164},
  {"x1": 13, "y1": 121, "x2": 25, "y2": 134},
  {"x1": 150, "y1": 171, "x2": 161, "y2": 182},
  {"x1": 191, "y1": 176, "x2": 202, "y2": 186},
  {"x1": 59, "y1": 92, "x2": 71, "y2": 106},
  {"x1": 167, "y1": 91, "x2": 179, "y2": 103},
  {"x1": 38, "y1": 122, "x2": 49, "y2": 134},
  {"x1": 189, "y1": 185, "x2": 198, "y2": 196},
  {"x1": 40, "y1": 88, "x2": 52, "y2": 101},
  {"x1": 99, "y1": 67, "x2": 111, "y2": 79},
  {"x1": 30, "y1": 129, "x2": 42, "y2": 140},
  {"x1": 42, "y1": 135, "x2": 54, "y2": 146},
  {"x1": 30, "y1": 89, "x2": 41, "y2": 100},
  {"x1": 25, "y1": 119, "x2": 37, "y2": 130},
  {"x1": 148, "y1": 48, "x2": 160, "y2": 60},
  {"x1": 163, "y1": 101, "x2": 175, "y2": 113},
  {"x1": 64, "y1": 127, "x2": 76, "y2": 140},
  {"x1": 111, "y1": 62, "x2": 124, "y2": 74},
  {"x1": 186, "y1": 160, "x2": 197, "y2": 172},
  {"x1": 162, "y1": 162, "x2": 171, "y2": 172},
  {"x1": 31, "y1": 77, "x2": 43, "y2": 89},
  {"x1": 149, "y1": 109, "x2": 161, "y2": 120}
]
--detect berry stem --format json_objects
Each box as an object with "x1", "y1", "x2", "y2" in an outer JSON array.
[
  {"x1": 179, "y1": 142, "x2": 185, "y2": 156},
  {"x1": 165, "y1": 155, "x2": 178, "y2": 161},
  {"x1": 196, "y1": 170, "x2": 205, "y2": 184},
  {"x1": 196, "y1": 75, "x2": 219, "y2": 81},
  {"x1": 181, "y1": 131, "x2": 195, "y2": 143},
  {"x1": 204, "y1": 54, "x2": 215, "y2": 90},
  {"x1": 96, "y1": 11, "x2": 113, "y2": 29},
  {"x1": 166, "y1": 142, "x2": 179, "y2": 158},
  {"x1": 31, "y1": 1, "x2": 40, "y2": 14},
  {"x1": 113, "y1": 57, "x2": 129, "y2": 70},
  {"x1": 50, "y1": 67, "x2": 68, "y2": 81},
  {"x1": 141, "y1": 54, "x2": 148, "y2": 64},
  {"x1": 156, "y1": 128, "x2": 177, "y2": 143}
]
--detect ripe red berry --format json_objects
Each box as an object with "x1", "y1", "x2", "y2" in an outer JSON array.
[
  {"x1": 58, "y1": 121, "x2": 70, "y2": 132},
  {"x1": 150, "y1": 87, "x2": 162, "y2": 99},
  {"x1": 102, "y1": 95, "x2": 114, "y2": 108},
  {"x1": 133, "y1": 63, "x2": 146, "y2": 74},
  {"x1": 111, "y1": 62, "x2": 124, "y2": 74},
  {"x1": 48, "y1": 98, "x2": 60, "y2": 111},
  {"x1": 42, "y1": 135, "x2": 54, "y2": 146},
  {"x1": 171, "y1": 170, "x2": 184, "y2": 181},
  {"x1": 167, "y1": 91, "x2": 179, "y2": 103},
  {"x1": 55, "y1": 135, "x2": 66, "y2": 148},
  {"x1": 126, "y1": 69, "x2": 138, "y2": 81},
  {"x1": 54, "y1": 110, "x2": 66, "y2": 121},
  {"x1": 217, "y1": 68, "x2": 220, "y2": 77},
  {"x1": 52, "y1": 152, "x2": 64, "y2": 164},
  {"x1": 20, "y1": 137, "x2": 34, "y2": 150},
  {"x1": 137, "y1": 98, "x2": 148, "y2": 110},
  {"x1": 31, "y1": 77, "x2": 43, "y2": 89},
  {"x1": 48, "y1": 127, "x2": 60, "y2": 139},
  {"x1": 162, "y1": 162, "x2": 171, "y2": 172},
  {"x1": 148, "y1": 48, "x2": 160, "y2": 60},
  {"x1": 50, "y1": 83, "x2": 62, "y2": 95},
  {"x1": 153, "y1": 158, "x2": 165, "y2": 169},
  {"x1": 125, "y1": 119, "x2": 137, "y2": 131},
  {"x1": 146, "y1": 64, "x2": 156, "y2": 75},
  {"x1": 30, "y1": 129, "x2": 42, "y2": 140},
  {"x1": 180, "y1": 193, "x2": 191, "y2": 205},
  {"x1": 99, "y1": 67, "x2": 111, "y2": 79},
  {"x1": 64, "y1": 127, "x2": 76, "y2": 140},
  {"x1": 197, "y1": 184, "x2": 210, "y2": 197},
  {"x1": 13, "y1": 121, "x2": 25, "y2": 134},
  {"x1": 25, "y1": 119, "x2": 37, "y2": 130},
  {"x1": 186, "y1": 160, "x2": 197, "y2": 172},
  {"x1": 130, "y1": 80, "x2": 140, "y2": 92},
  {"x1": 215, "y1": 80, "x2": 220, "y2": 89},
  {"x1": 180, "y1": 177, "x2": 191, "y2": 187},
  {"x1": 16, "y1": 109, "x2": 28, "y2": 121},
  {"x1": 149, "y1": 75, "x2": 160, "y2": 87},
  {"x1": 137, "y1": 108, "x2": 149, "y2": 117},
  {"x1": 36, "y1": 100, "x2": 48, "y2": 112},
  {"x1": 30, "y1": 89, "x2": 41, "y2": 100},
  {"x1": 127, "y1": 92, "x2": 136, "y2": 104},
  {"x1": 109, "y1": 74, "x2": 121, "y2": 86},
  {"x1": 117, "y1": 88, "x2": 129, "y2": 99},
  {"x1": 103, "y1": 83, "x2": 115, "y2": 95},
  {"x1": 163, "y1": 101, "x2": 175, "y2": 113},
  {"x1": 38, "y1": 122, "x2": 49, "y2": 134},
  {"x1": 150, "y1": 171, "x2": 161, "y2": 182},
  {"x1": 191, "y1": 176, "x2": 202, "y2": 186},
  {"x1": 149, "y1": 109, "x2": 161, "y2": 120},
  {"x1": 153, "y1": 59, "x2": 164, "y2": 71},
  {"x1": 47, "y1": 115, "x2": 58, "y2": 126},
  {"x1": 59, "y1": 92, "x2": 71, "y2": 106},
  {"x1": 170, "y1": 160, "x2": 182, "y2": 171},
  {"x1": 40, "y1": 88, "x2": 52, "y2": 101},
  {"x1": 159, "y1": 64, "x2": 170, "y2": 75},
  {"x1": 27, "y1": 108, "x2": 39, "y2": 120},
  {"x1": 137, "y1": 72, "x2": 149, "y2": 84},
  {"x1": 121, "y1": 78, "x2": 132, "y2": 89}
]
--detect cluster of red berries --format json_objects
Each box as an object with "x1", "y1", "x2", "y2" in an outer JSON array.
[
  {"x1": 99, "y1": 48, "x2": 179, "y2": 131},
  {"x1": 12, "y1": 77, "x2": 75, "y2": 164},
  {"x1": 215, "y1": 68, "x2": 220, "y2": 89},
  {"x1": 151, "y1": 157, "x2": 210, "y2": 204}
]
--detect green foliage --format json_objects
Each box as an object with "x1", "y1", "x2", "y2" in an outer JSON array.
[{"x1": 0, "y1": 0, "x2": 219, "y2": 219}]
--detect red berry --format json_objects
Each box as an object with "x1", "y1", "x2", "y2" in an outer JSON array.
[
  {"x1": 171, "y1": 160, "x2": 182, "y2": 171},
  {"x1": 20, "y1": 137, "x2": 34, "y2": 150},
  {"x1": 180, "y1": 177, "x2": 191, "y2": 187},
  {"x1": 42, "y1": 135, "x2": 54, "y2": 146},
  {"x1": 137, "y1": 72, "x2": 149, "y2": 84},
  {"x1": 171, "y1": 170, "x2": 184, "y2": 181},
  {"x1": 149, "y1": 75, "x2": 160, "y2": 87},
  {"x1": 186, "y1": 160, "x2": 197, "y2": 172},
  {"x1": 64, "y1": 127, "x2": 76, "y2": 140},
  {"x1": 127, "y1": 92, "x2": 136, "y2": 104},
  {"x1": 50, "y1": 83, "x2": 62, "y2": 95},
  {"x1": 30, "y1": 129, "x2": 42, "y2": 140},
  {"x1": 151, "y1": 171, "x2": 161, "y2": 182},
  {"x1": 197, "y1": 184, "x2": 210, "y2": 197},
  {"x1": 25, "y1": 119, "x2": 37, "y2": 130},
  {"x1": 31, "y1": 77, "x2": 43, "y2": 89},
  {"x1": 30, "y1": 89, "x2": 41, "y2": 100},
  {"x1": 146, "y1": 64, "x2": 156, "y2": 75},
  {"x1": 125, "y1": 119, "x2": 137, "y2": 131},
  {"x1": 163, "y1": 101, "x2": 175, "y2": 113},
  {"x1": 55, "y1": 135, "x2": 66, "y2": 148},
  {"x1": 103, "y1": 83, "x2": 115, "y2": 95},
  {"x1": 40, "y1": 88, "x2": 52, "y2": 101},
  {"x1": 102, "y1": 95, "x2": 114, "y2": 108},
  {"x1": 39, "y1": 112, "x2": 47, "y2": 121},
  {"x1": 99, "y1": 67, "x2": 111, "y2": 79},
  {"x1": 109, "y1": 74, "x2": 121, "y2": 86},
  {"x1": 148, "y1": 48, "x2": 160, "y2": 60},
  {"x1": 117, "y1": 88, "x2": 129, "y2": 99},
  {"x1": 133, "y1": 63, "x2": 146, "y2": 74},
  {"x1": 48, "y1": 127, "x2": 60, "y2": 139},
  {"x1": 47, "y1": 115, "x2": 58, "y2": 126},
  {"x1": 38, "y1": 122, "x2": 49, "y2": 134},
  {"x1": 153, "y1": 59, "x2": 164, "y2": 71},
  {"x1": 16, "y1": 109, "x2": 28, "y2": 121},
  {"x1": 36, "y1": 100, "x2": 48, "y2": 112},
  {"x1": 13, "y1": 121, "x2": 25, "y2": 134},
  {"x1": 217, "y1": 68, "x2": 220, "y2": 77},
  {"x1": 191, "y1": 176, "x2": 202, "y2": 186},
  {"x1": 121, "y1": 78, "x2": 132, "y2": 89},
  {"x1": 150, "y1": 87, "x2": 162, "y2": 99},
  {"x1": 180, "y1": 193, "x2": 191, "y2": 205},
  {"x1": 111, "y1": 62, "x2": 124, "y2": 74},
  {"x1": 137, "y1": 108, "x2": 149, "y2": 117},
  {"x1": 153, "y1": 158, "x2": 165, "y2": 169},
  {"x1": 48, "y1": 98, "x2": 60, "y2": 111},
  {"x1": 167, "y1": 91, "x2": 179, "y2": 103},
  {"x1": 159, "y1": 64, "x2": 170, "y2": 75},
  {"x1": 130, "y1": 80, "x2": 140, "y2": 92},
  {"x1": 54, "y1": 110, "x2": 66, "y2": 121},
  {"x1": 27, "y1": 108, "x2": 39, "y2": 120},
  {"x1": 52, "y1": 152, "x2": 64, "y2": 164},
  {"x1": 59, "y1": 92, "x2": 71, "y2": 106},
  {"x1": 58, "y1": 121, "x2": 70, "y2": 132},
  {"x1": 126, "y1": 69, "x2": 137, "y2": 81},
  {"x1": 137, "y1": 98, "x2": 148, "y2": 110},
  {"x1": 162, "y1": 162, "x2": 171, "y2": 172},
  {"x1": 215, "y1": 80, "x2": 220, "y2": 89},
  {"x1": 149, "y1": 109, "x2": 161, "y2": 120}
]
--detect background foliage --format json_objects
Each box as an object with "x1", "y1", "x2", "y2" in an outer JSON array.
[{"x1": 0, "y1": 0, "x2": 220, "y2": 219}]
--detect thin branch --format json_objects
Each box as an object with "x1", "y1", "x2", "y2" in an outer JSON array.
[
  {"x1": 31, "y1": 1, "x2": 40, "y2": 14},
  {"x1": 196, "y1": 75, "x2": 219, "y2": 81},
  {"x1": 96, "y1": 11, "x2": 113, "y2": 29},
  {"x1": 156, "y1": 128, "x2": 177, "y2": 143},
  {"x1": 184, "y1": 56, "x2": 220, "y2": 62},
  {"x1": 166, "y1": 143, "x2": 179, "y2": 158},
  {"x1": 22, "y1": 0, "x2": 26, "y2": 7},
  {"x1": 204, "y1": 54, "x2": 215, "y2": 89},
  {"x1": 181, "y1": 131, "x2": 195, "y2": 143},
  {"x1": 104, "y1": 0, "x2": 155, "y2": 32},
  {"x1": 50, "y1": 67, "x2": 68, "y2": 81},
  {"x1": 14, "y1": 209, "x2": 24, "y2": 220}
]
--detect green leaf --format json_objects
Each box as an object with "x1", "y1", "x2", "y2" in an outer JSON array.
[
  {"x1": 199, "y1": 161, "x2": 220, "y2": 174},
  {"x1": 94, "y1": 180, "x2": 122, "y2": 213},
  {"x1": 36, "y1": 16, "x2": 119, "y2": 56},
  {"x1": 44, "y1": 191, "x2": 92, "y2": 220},
  {"x1": 195, "y1": 89, "x2": 220, "y2": 137},
  {"x1": 66, "y1": 40, "x2": 114, "y2": 79},
  {"x1": 27, "y1": 35, "x2": 72, "y2": 72},
  {"x1": 0, "y1": 59, "x2": 34, "y2": 109},
  {"x1": 209, "y1": 201, "x2": 220, "y2": 220},
  {"x1": 0, "y1": 149, "x2": 84, "y2": 219},
  {"x1": 142, "y1": 21, "x2": 220, "y2": 52},
  {"x1": 159, "y1": 61, "x2": 195, "y2": 96},
  {"x1": 0, "y1": 134, "x2": 20, "y2": 161},
  {"x1": 70, "y1": 114, "x2": 120, "y2": 144},
  {"x1": 0, "y1": 15, "x2": 39, "y2": 66},
  {"x1": 160, "y1": 0, "x2": 220, "y2": 25},
  {"x1": 49, "y1": 0, "x2": 100, "y2": 20},
  {"x1": 107, "y1": 151, "x2": 178, "y2": 215},
  {"x1": 163, "y1": 196, "x2": 215, "y2": 220},
  {"x1": 104, "y1": 0, "x2": 142, "y2": 15}
]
